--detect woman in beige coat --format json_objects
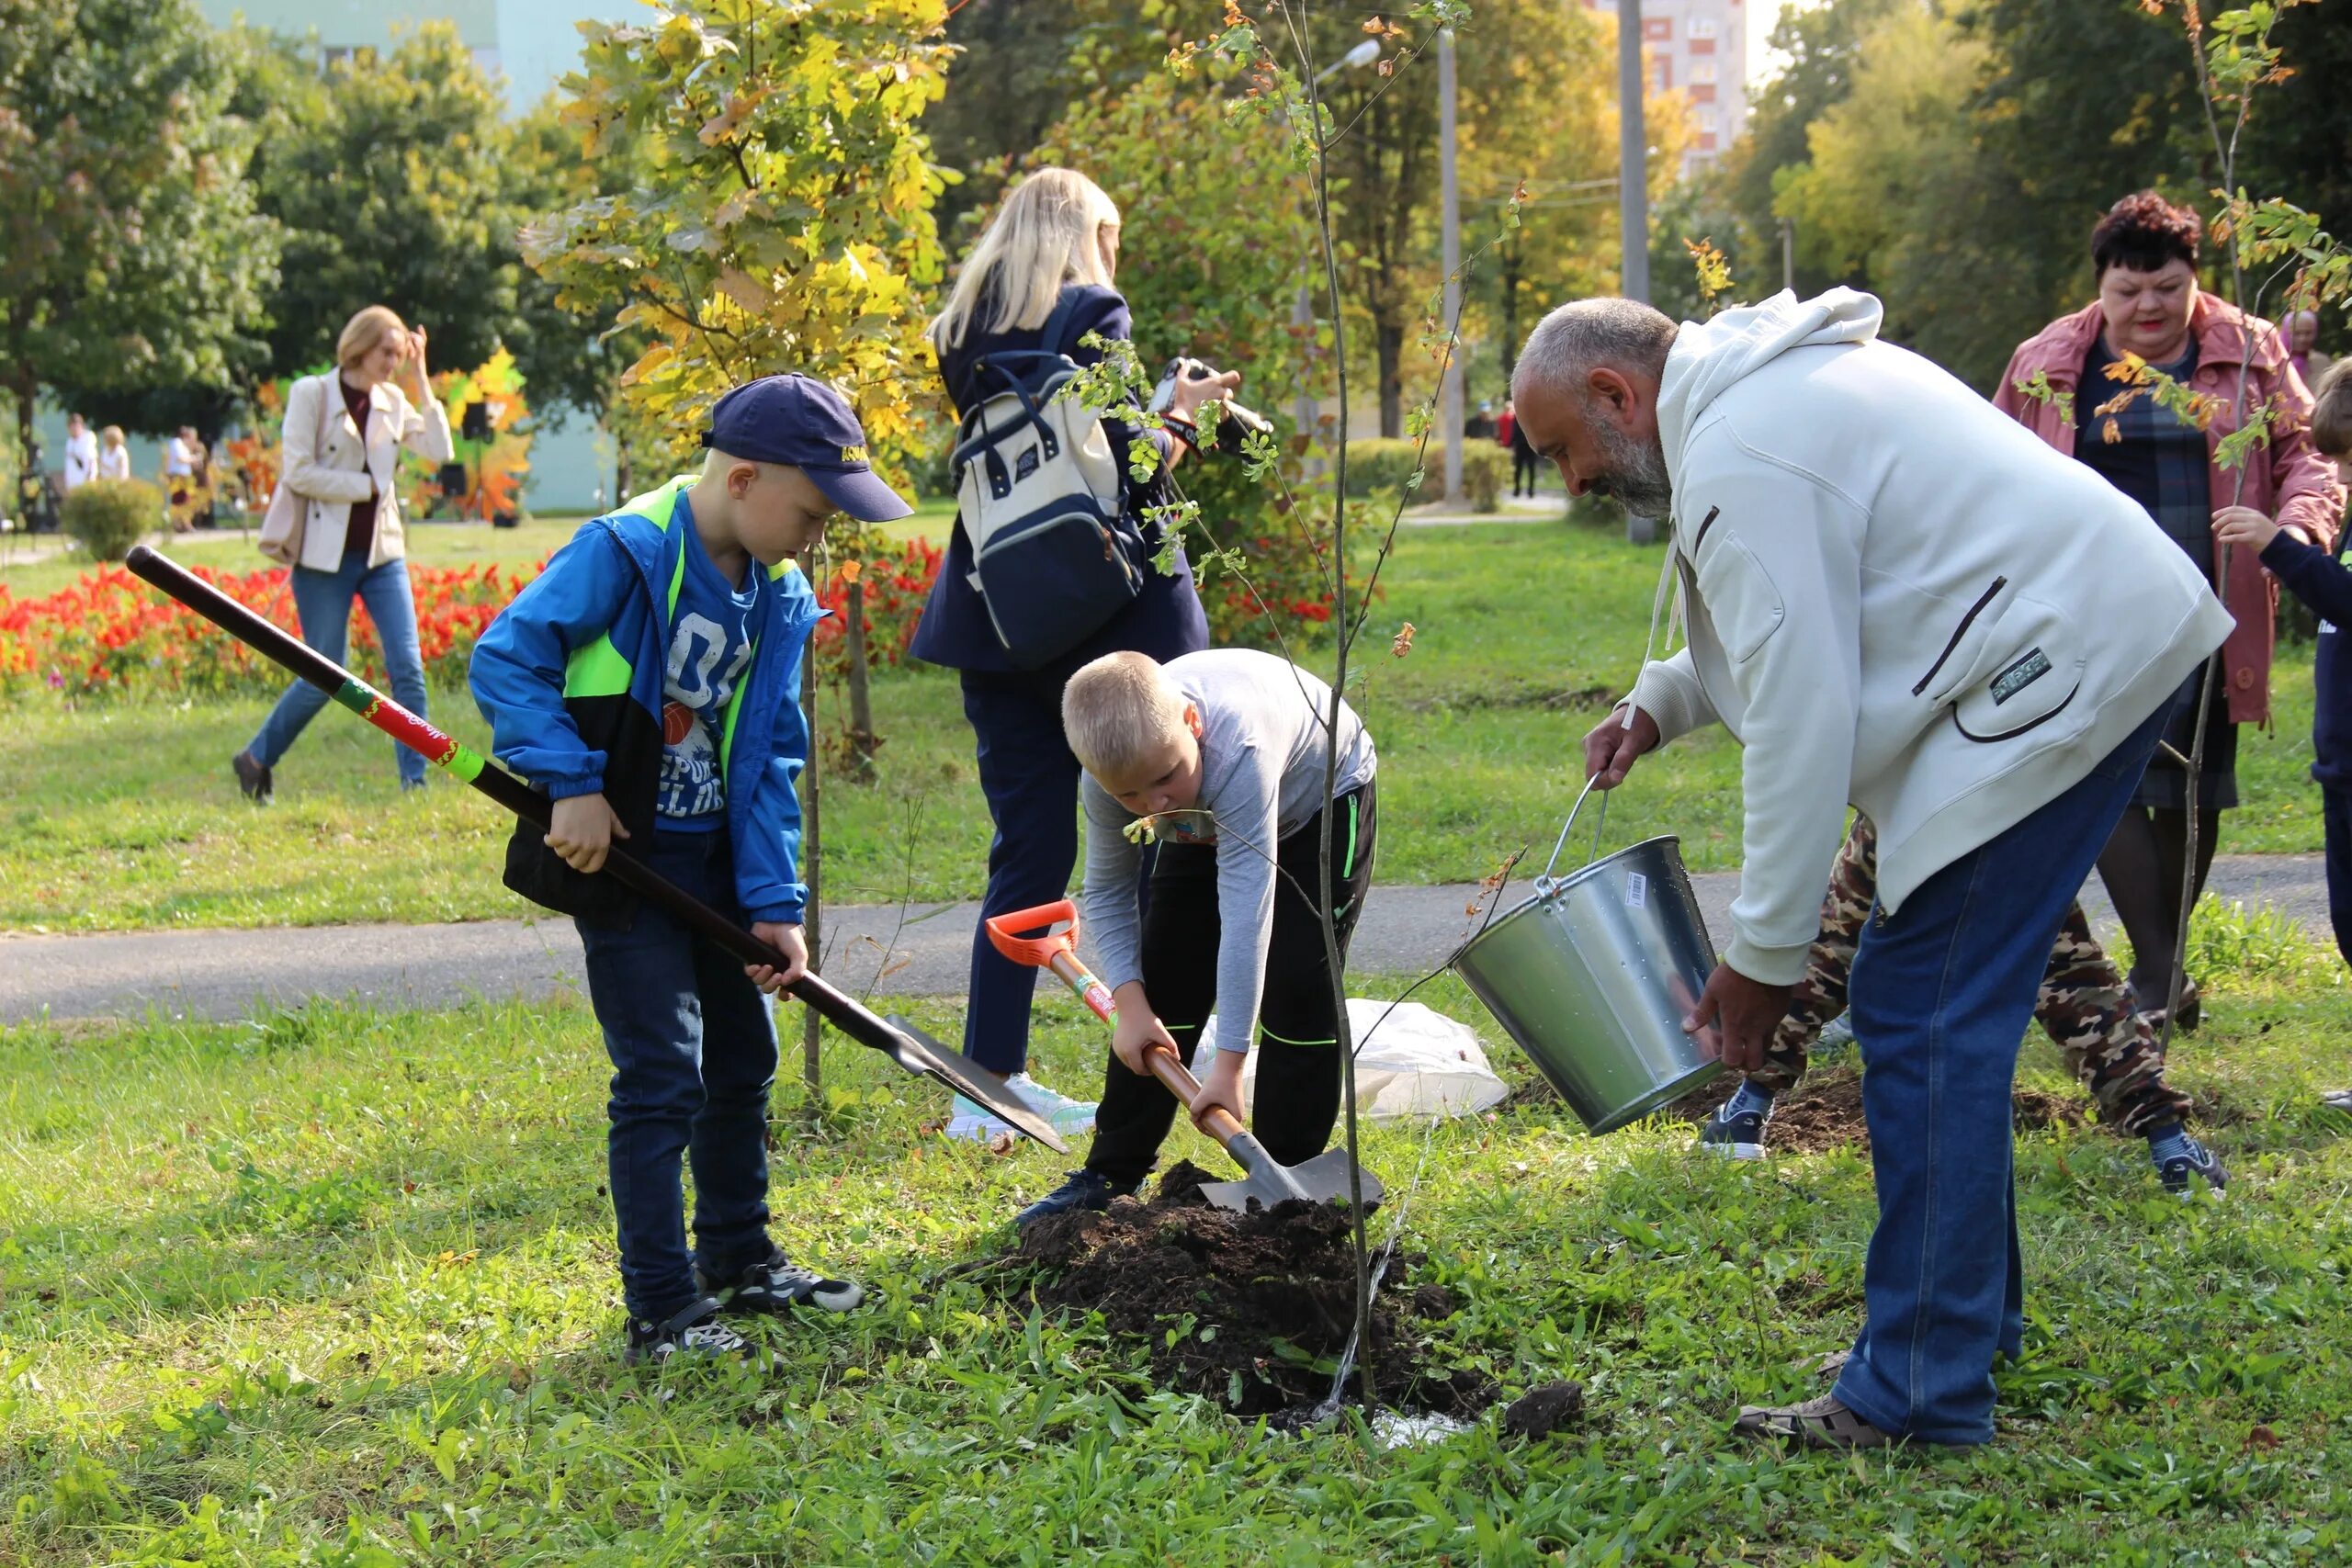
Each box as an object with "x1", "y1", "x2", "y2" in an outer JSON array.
[{"x1": 233, "y1": 306, "x2": 454, "y2": 802}]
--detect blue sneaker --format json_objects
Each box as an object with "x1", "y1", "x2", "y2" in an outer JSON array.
[
  {"x1": 1016, "y1": 1169, "x2": 1131, "y2": 1226},
  {"x1": 2156, "y1": 1135, "x2": 2226, "y2": 1197},
  {"x1": 1696, "y1": 1100, "x2": 1770, "y2": 1160}
]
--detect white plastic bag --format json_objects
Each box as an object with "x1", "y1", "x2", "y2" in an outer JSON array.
[{"x1": 1227, "y1": 998, "x2": 1507, "y2": 1121}]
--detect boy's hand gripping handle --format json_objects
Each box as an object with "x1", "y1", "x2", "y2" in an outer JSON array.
[{"x1": 1140, "y1": 1044, "x2": 1246, "y2": 1146}]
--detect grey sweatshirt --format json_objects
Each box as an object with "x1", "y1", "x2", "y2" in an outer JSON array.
[{"x1": 1080, "y1": 649, "x2": 1377, "y2": 1054}]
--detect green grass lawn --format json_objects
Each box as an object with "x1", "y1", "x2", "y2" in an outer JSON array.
[
  {"x1": 0, "y1": 515, "x2": 2329, "y2": 931},
  {"x1": 6, "y1": 933, "x2": 2350, "y2": 1563}
]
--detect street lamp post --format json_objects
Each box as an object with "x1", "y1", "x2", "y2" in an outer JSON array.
[
  {"x1": 1295, "y1": 39, "x2": 1383, "y2": 453},
  {"x1": 1439, "y1": 27, "x2": 1464, "y2": 505},
  {"x1": 1617, "y1": 0, "x2": 1649, "y2": 304}
]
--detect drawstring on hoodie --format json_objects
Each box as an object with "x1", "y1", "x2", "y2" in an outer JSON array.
[{"x1": 1627, "y1": 536, "x2": 1685, "y2": 729}]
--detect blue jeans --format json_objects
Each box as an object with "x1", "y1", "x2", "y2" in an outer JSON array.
[
  {"x1": 2324, "y1": 784, "x2": 2352, "y2": 972},
  {"x1": 576, "y1": 830, "x2": 780, "y2": 1322},
  {"x1": 249, "y1": 549, "x2": 428, "y2": 785},
  {"x1": 957, "y1": 671, "x2": 1085, "y2": 1077},
  {"x1": 1835, "y1": 703, "x2": 2168, "y2": 1444}
]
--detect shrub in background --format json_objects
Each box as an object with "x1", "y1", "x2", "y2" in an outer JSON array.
[
  {"x1": 1462, "y1": 444, "x2": 1508, "y2": 513},
  {"x1": 61, "y1": 479, "x2": 160, "y2": 561}
]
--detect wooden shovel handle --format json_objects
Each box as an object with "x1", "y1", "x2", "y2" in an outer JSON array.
[{"x1": 1144, "y1": 1043, "x2": 1247, "y2": 1145}]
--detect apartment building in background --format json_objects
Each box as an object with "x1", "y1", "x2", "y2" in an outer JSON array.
[
  {"x1": 1586, "y1": 0, "x2": 1751, "y2": 175},
  {"x1": 197, "y1": 0, "x2": 611, "y2": 115}
]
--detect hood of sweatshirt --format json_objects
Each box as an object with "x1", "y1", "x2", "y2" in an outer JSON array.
[{"x1": 1656, "y1": 288, "x2": 1884, "y2": 495}]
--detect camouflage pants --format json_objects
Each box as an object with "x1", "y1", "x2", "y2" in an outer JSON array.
[{"x1": 1750, "y1": 818, "x2": 2196, "y2": 1137}]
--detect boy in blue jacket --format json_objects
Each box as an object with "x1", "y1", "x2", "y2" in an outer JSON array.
[
  {"x1": 470, "y1": 376, "x2": 911, "y2": 1364},
  {"x1": 2214, "y1": 358, "x2": 2352, "y2": 1111}
]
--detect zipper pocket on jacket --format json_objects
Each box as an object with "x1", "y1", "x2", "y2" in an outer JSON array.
[{"x1": 1912, "y1": 576, "x2": 2007, "y2": 698}]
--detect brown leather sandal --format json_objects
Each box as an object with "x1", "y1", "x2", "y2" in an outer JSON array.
[{"x1": 1733, "y1": 1393, "x2": 1902, "y2": 1450}]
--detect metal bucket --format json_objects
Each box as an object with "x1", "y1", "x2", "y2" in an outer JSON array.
[{"x1": 1453, "y1": 777, "x2": 1723, "y2": 1134}]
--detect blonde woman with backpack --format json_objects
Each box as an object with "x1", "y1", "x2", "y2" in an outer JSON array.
[{"x1": 911, "y1": 167, "x2": 1238, "y2": 1142}]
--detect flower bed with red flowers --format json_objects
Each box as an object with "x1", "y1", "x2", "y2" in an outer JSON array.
[
  {"x1": 0, "y1": 562, "x2": 537, "y2": 703},
  {"x1": 808, "y1": 536, "x2": 944, "y2": 685}
]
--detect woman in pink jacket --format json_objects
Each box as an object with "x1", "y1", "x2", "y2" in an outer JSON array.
[{"x1": 1994, "y1": 191, "x2": 2345, "y2": 1029}]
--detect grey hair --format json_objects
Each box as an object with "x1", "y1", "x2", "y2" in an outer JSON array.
[{"x1": 1511, "y1": 298, "x2": 1679, "y2": 402}]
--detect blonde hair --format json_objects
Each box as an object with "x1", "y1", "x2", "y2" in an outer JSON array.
[
  {"x1": 100, "y1": 425, "x2": 125, "y2": 449},
  {"x1": 337, "y1": 305, "x2": 406, "y2": 371},
  {"x1": 2312, "y1": 357, "x2": 2352, "y2": 462},
  {"x1": 1062, "y1": 651, "x2": 1187, "y2": 781},
  {"x1": 927, "y1": 168, "x2": 1120, "y2": 350}
]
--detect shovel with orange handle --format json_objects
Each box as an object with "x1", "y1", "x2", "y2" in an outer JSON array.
[{"x1": 987, "y1": 898, "x2": 1384, "y2": 1212}]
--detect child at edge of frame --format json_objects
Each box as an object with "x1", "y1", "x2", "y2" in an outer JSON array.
[
  {"x1": 1013, "y1": 648, "x2": 1379, "y2": 1225},
  {"x1": 2212, "y1": 356, "x2": 2352, "y2": 1113},
  {"x1": 467, "y1": 374, "x2": 913, "y2": 1365}
]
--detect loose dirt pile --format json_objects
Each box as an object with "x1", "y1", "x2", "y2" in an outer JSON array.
[
  {"x1": 1008, "y1": 1161, "x2": 1493, "y2": 1423},
  {"x1": 1511, "y1": 1065, "x2": 2089, "y2": 1154}
]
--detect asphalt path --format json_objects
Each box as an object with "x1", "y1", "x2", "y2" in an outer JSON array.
[{"x1": 1, "y1": 853, "x2": 2332, "y2": 1025}]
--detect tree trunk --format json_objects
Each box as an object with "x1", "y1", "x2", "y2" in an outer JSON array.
[
  {"x1": 1499, "y1": 240, "x2": 1524, "y2": 383},
  {"x1": 1376, "y1": 318, "x2": 1405, "y2": 439},
  {"x1": 800, "y1": 623, "x2": 823, "y2": 1100},
  {"x1": 844, "y1": 576, "x2": 877, "y2": 779}
]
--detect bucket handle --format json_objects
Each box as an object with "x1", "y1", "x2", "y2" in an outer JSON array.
[{"x1": 1540, "y1": 772, "x2": 1614, "y2": 886}]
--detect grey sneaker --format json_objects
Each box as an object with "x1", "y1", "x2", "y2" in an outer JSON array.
[
  {"x1": 624, "y1": 1298, "x2": 760, "y2": 1366},
  {"x1": 700, "y1": 1245, "x2": 865, "y2": 1315}
]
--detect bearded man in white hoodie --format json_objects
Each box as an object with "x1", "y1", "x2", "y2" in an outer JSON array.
[{"x1": 1513, "y1": 289, "x2": 2232, "y2": 1450}]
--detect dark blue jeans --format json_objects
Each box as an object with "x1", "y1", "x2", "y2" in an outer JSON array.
[
  {"x1": 2324, "y1": 784, "x2": 2352, "y2": 972},
  {"x1": 250, "y1": 549, "x2": 428, "y2": 785},
  {"x1": 957, "y1": 671, "x2": 1086, "y2": 1077},
  {"x1": 576, "y1": 829, "x2": 778, "y2": 1322},
  {"x1": 1836, "y1": 702, "x2": 2167, "y2": 1444}
]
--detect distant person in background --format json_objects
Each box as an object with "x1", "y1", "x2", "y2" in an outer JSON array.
[
  {"x1": 1465, "y1": 400, "x2": 1497, "y2": 441},
  {"x1": 1504, "y1": 395, "x2": 1539, "y2": 496},
  {"x1": 96, "y1": 426, "x2": 130, "y2": 482},
  {"x1": 233, "y1": 305, "x2": 453, "y2": 803},
  {"x1": 1995, "y1": 190, "x2": 2343, "y2": 1032},
  {"x1": 164, "y1": 426, "x2": 203, "y2": 532},
  {"x1": 2288, "y1": 309, "x2": 2333, "y2": 392},
  {"x1": 62, "y1": 414, "x2": 97, "y2": 494}
]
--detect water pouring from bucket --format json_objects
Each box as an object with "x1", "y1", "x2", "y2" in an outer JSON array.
[{"x1": 1452, "y1": 773, "x2": 1724, "y2": 1134}]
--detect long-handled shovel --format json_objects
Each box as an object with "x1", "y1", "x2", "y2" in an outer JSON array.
[
  {"x1": 125, "y1": 545, "x2": 1068, "y2": 1154},
  {"x1": 986, "y1": 898, "x2": 1383, "y2": 1211}
]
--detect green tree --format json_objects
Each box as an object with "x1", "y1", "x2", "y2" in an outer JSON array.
[
  {"x1": 1026, "y1": 63, "x2": 1329, "y2": 645},
  {"x1": 0, "y1": 0, "x2": 277, "y2": 461},
  {"x1": 523, "y1": 0, "x2": 950, "y2": 472},
  {"x1": 254, "y1": 22, "x2": 529, "y2": 379}
]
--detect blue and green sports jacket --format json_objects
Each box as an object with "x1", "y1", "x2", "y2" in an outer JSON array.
[{"x1": 469, "y1": 475, "x2": 822, "y2": 927}]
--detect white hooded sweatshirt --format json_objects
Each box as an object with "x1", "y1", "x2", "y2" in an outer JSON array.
[{"x1": 1624, "y1": 289, "x2": 2232, "y2": 986}]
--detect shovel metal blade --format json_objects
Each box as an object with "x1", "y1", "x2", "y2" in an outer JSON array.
[
  {"x1": 883, "y1": 1012, "x2": 1070, "y2": 1155},
  {"x1": 1198, "y1": 1145, "x2": 1385, "y2": 1213}
]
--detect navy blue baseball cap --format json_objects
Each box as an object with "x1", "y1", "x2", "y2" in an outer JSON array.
[{"x1": 702, "y1": 374, "x2": 913, "y2": 522}]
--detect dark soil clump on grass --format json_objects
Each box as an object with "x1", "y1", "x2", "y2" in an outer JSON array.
[
  {"x1": 1512, "y1": 1065, "x2": 2091, "y2": 1153},
  {"x1": 1009, "y1": 1160, "x2": 1492, "y2": 1422},
  {"x1": 1668, "y1": 1066, "x2": 2089, "y2": 1153}
]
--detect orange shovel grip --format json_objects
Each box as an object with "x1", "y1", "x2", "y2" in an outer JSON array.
[{"x1": 985, "y1": 898, "x2": 1081, "y2": 966}]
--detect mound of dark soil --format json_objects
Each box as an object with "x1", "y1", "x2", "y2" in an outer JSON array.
[
  {"x1": 1008, "y1": 1161, "x2": 1492, "y2": 1422},
  {"x1": 1511, "y1": 1066, "x2": 2090, "y2": 1154}
]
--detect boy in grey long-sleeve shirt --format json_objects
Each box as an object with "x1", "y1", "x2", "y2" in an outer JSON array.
[{"x1": 1014, "y1": 649, "x2": 1378, "y2": 1224}]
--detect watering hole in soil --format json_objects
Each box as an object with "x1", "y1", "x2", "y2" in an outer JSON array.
[
  {"x1": 1506, "y1": 1063, "x2": 2089, "y2": 1152},
  {"x1": 999, "y1": 1160, "x2": 1496, "y2": 1427}
]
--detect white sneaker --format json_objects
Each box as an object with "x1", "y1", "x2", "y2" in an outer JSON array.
[{"x1": 944, "y1": 1071, "x2": 1097, "y2": 1141}]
